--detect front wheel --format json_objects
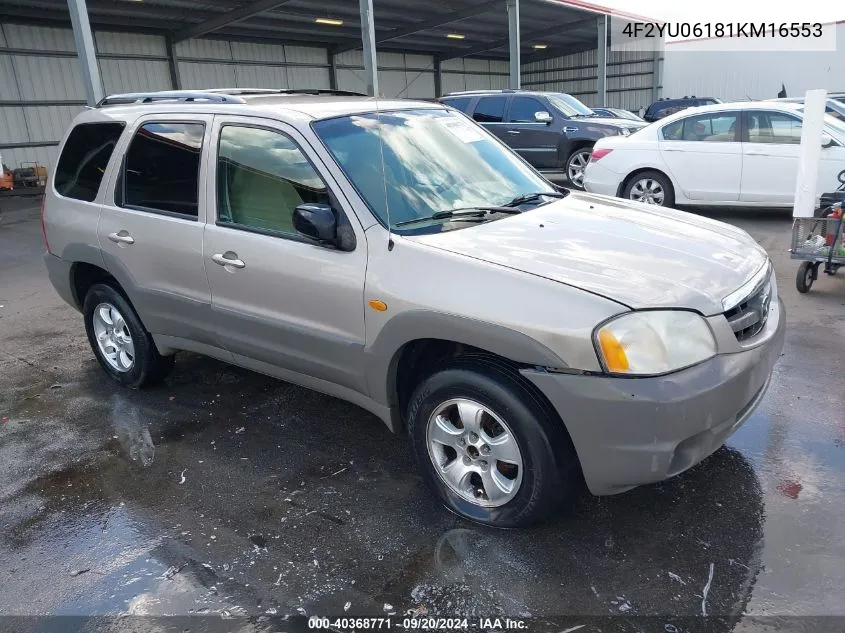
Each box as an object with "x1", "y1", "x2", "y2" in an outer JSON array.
[
  {"x1": 623, "y1": 170, "x2": 675, "y2": 207},
  {"x1": 406, "y1": 358, "x2": 578, "y2": 527},
  {"x1": 565, "y1": 147, "x2": 593, "y2": 190}
]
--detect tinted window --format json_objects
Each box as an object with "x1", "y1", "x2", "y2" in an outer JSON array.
[
  {"x1": 662, "y1": 113, "x2": 737, "y2": 142},
  {"x1": 121, "y1": 122, "x2": 204, "y2": 216},
  {"x1": 747, "y1": 111, "x2": 802, "y2": 144},
  {"x1": 217, "y1": 126, "x2": 329, "y2": 236},
  {"x1": 54, "y1": 122, "x2": 125, "y2": 202},
  {"x1": 473, "y1": 96, "x2": 506, "y2": 123},
  {"x1": 443, "y1": 97, "x2": 472, "y2": 113},
  {"x1": 507, "y1": 97, "x2": 549, "y2": 122}
]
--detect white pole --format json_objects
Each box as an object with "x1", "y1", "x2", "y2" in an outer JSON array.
[{"x1": 793, "y1": 89, "x2": 827, "y2": 218}]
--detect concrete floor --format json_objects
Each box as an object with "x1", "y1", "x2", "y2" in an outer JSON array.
[{"x1": 1, "y1": 197, "x2": 844, "y2": 630}]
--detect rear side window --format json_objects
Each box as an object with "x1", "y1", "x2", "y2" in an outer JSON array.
[
  {"x1": 443, "y1": 97, "x2": 472, "y2": 113},
  {"x1": 120, "y1": 122, "x2": 204, "y2": 217},
  {"x1": 54, "y1": 122, "x2": 125, "y2": 202},
  {"x1": 473, "y1": 96, "x2": 506, "y2": 123}
]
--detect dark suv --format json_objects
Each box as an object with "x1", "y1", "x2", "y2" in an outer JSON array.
[
  {"x1": 439, "y1": 90, "x2": 646, "y2": 188},
  {"x1": 642, "y1": 96, "x2": 722, "y2": 123}
]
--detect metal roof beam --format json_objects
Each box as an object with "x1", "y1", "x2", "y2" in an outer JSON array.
[
  {"x1": 172, "y1": 0, "x2": 294, "y2": 42},
  {"x1": 334, "y1": 0, "x2": 502, "y2": 54},
  {"x1": 439, "y1": 16, "x2": 595, "y2": 61}
]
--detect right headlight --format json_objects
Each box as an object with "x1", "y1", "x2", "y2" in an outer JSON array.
[{"x1": 594, "y1": 310, "x2": 716, "y2": 376}]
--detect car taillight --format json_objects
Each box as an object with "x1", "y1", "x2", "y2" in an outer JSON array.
[
  {"x1": 589, "y1": 148, "x2": 613, "y2": 162},
  {"x1": 40, "y1": 195, "x2": 50, "y2": 253}
]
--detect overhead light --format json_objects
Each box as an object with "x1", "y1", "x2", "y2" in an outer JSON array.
[
  {"x1": 533, "y1": 43, "x2": 548, "y2": 49},
  {"x1": 446, "y1": 33, "x2": 466, "y2": 39},
  {"x1": 315, "y1": 17, "x2": 343, "y2": 26}
]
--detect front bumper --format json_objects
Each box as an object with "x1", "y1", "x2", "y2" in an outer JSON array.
[{"x1": 522, "y1": 297, "x2": 786, "y2": 495}]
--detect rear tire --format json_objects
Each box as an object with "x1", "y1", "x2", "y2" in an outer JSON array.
[
  {"x1": 83, "y1": 283, "x2": 174, "y2": 388},
  {"x1": 565, "y1": 147, "x2": 593, "y2": 190},
  {"x1": 796, "y1": 261, "x2": 814, "y2": 293},
  {"x1": 623, "y1": 170, "x2": 675, "y2": 208},
  {"x1": 406, "y1": 357, "x2": 578, "y2": 528}
]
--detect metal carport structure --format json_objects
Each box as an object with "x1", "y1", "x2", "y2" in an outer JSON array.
[{"x1": 0, "y1": 0, "x2": 662, "y2": 169}]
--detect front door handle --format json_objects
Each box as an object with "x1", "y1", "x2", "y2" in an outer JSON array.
[
  {"x1": 107, "y1": 231, "x2": 135, "y2": 245},
  {"x1": 211, "y1": 252, "x2": 245, "y2": 269},
  {"x1": 506, "y1": 130, "x2": 521, "y2": 135},
  {"x1": 563, "y1": 126, "x2": 578, "y2": 133},
  {"x1": 745, "y1": 150, "x2": 770, "y2": 156}
]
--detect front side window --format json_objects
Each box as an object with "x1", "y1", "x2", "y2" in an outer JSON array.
[
  {"x1": 662, "y1": 113, "x2": 737, "y2": 142},
  {"x1": 54, "y1": 122, "x2": 125, "y2": 202},
  {"x1": 747, "y1": 111, "x2": 801, "y2": 144},
  {"x1": 121, "y1": 122, "x2": 204, "y2": 216},
  {"x1": 217, "y1": 125, "x2": 329, "y2": 236},
  {"x1": 545, "y1": 93, "x2": 594, "y2": 117},
  {"x1": 508, "y1": 97, "x2": 549, "y2": 123},
  {"x1": 312, "y1": 108, "x2": 554, "y2": 234},
  {"x1": 472, "y1": 97, "x2": 506, "y2": 123}
]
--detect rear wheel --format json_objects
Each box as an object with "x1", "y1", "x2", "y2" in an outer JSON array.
[
  {"x1": 83, "y1": 283, "x2": 174, "y2": 388},
  {"x1": 565, "y1": 147, "x2": 593, "y2": 189},
  {"x1": 796, "y1": 261, "x2": 815, "y2": 293},
  {"x1": 406, "y1": 357, "x2": 578, "y2": 527},
  {"x1": 623, "y1": 170, "x2": 675, "y2": 207}
]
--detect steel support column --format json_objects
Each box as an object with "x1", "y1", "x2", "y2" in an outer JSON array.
[
  {"x1": 329, "y1": 49, "x2": 339, "y2": 90},
  {"x1": 66, "y1": 0, "x2": 103, "y2": 105},
  {"x1": 359, "y1": 0, "x2": 379, "y2": 96},
  {"x1": 166, "y1": 36, "x2": 181, "y2": 90},
  {"x1": 434, "y1": 57, "x2": 443, "y2": 97},
  {"x1": 651, "y1": 48, "x2": 661, "y2": 102},
  {"x1": 596, "y1": 14, "x2": 607, "y2": 106},
  {"x1": 506, "y1": 0, "x2": 520, "y2": 90}
]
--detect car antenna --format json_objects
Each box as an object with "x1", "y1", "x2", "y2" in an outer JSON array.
[{"x1": 374, "y1": 96, "x2": 394, "y2": 251}]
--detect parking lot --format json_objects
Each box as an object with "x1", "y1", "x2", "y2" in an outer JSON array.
[{"x1": 1, "y1": 196, "x2": 844, "y2": 627}]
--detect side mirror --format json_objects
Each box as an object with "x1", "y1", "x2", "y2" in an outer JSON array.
[
  {"x1": 821, "y1": 132, "x2": 836, "y2": 148},
  {"x1": 293, "y1": 203, "x2": 337, "y2": 245},
  {"x1": 534, "y1": 111, "x2": 553, "y2": 123}
]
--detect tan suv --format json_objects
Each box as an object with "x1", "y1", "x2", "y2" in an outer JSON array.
[{"x1": 44, "y1": 89, "x2": 785, "y2": 527}]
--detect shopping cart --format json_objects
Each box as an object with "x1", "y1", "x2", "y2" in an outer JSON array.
[{"x1": 790, "y1": 208, "x2": 844, "y2": 292}]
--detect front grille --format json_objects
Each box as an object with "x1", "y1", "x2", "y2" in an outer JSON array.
[{"x1": 724, "y1": 275, "x2": 772, "y2": 341}]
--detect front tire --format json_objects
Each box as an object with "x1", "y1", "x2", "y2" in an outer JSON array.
[
  {"x1": 623, "y1": 170, "x2": 675, "y2": 207},
  {"x1": 565, "y1": 147, "x2": 593, "y2": 190},
  {"x1": 406, "y1": 358, "x2": 578, "y2": 528},
  {"x1": 83, "y1": 283, "x2": 174, "y2": 388}
]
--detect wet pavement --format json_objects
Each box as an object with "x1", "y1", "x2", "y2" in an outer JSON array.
[{"x1": 1, "y1": 199, "x2": 844, "y2": 631}]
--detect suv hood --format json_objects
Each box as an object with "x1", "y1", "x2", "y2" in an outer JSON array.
[
  {"x1": 583, "y1": 116, "x2": 647, "y2": 129},
  {"x1": 407, "y1": 192, "x2": 768, "y2": 316}
]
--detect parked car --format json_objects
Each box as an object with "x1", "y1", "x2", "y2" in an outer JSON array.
[
  {"x1": 767, "y1": 97, "x2": 845, "y2": 121},
  {"x1": 584, "y1": 101, "x2": 845, "y2": 208},
  {"x1": 439, "y1": 90, "x2": 646, "y2": 188},
  {"x1": 44, "y1": 89, "x2": 784, "y2": 527},
  {"x1": 642, "y1": 96, "x2": 722, "y2": 123},
  {"x1": 590, "y1": 107, "x2": 645, "y2": 122}
]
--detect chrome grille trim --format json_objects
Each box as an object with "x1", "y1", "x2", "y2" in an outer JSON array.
[{"x1": 723, "y1": 267, "x2": 772, "y2": 342}]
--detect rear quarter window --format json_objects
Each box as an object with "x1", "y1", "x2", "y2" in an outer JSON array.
[{"x1": 54, "y1": 122, "x2": 125, "y2": 202}]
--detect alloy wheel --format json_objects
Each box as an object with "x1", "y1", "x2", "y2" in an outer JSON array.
[{"x1": 92, "y1": 302, "x2": 135, "y2": 372}]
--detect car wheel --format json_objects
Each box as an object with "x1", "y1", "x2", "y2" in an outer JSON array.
[
  {"x1": 565, "y1": 147, "x2": 592, "y2": 189},
  {"x1": 796, "y1": 261, "x2": 815, "y2": 293},
  {"x1": 83, "y1": 283, "x2": 174, "y2": 388},
  {"x1": 623, "y1": 170, "x2": 675, "y2": 207},
  {"x1": 406, "y1": 357, "x2": 578, "y2": 528}
]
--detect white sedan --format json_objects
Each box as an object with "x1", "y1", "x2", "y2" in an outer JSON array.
[{"x1": 583, "y1": 101, "x2": 845, "y2": 208}]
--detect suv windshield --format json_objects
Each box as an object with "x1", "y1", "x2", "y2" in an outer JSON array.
[
  {"x1": 312, "y1": 108, "x2": 554, "y2": 233},
  {"x1": 546, "y1": 93, "x2": 595, "y2": 117}
]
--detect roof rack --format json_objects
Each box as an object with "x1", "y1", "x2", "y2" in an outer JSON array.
[
  {"x1": 204, "y1": 88, "x2": 367, "y2": 97},
  {"x1": 444, "y1": 89, "x2": 521, "y2": 96},
  {"x1": 98, "y1": 91, "x2": 246, "y2": 107},
  {"x1": 97, "y1": 88, "x2": 368, "y2": 107}
]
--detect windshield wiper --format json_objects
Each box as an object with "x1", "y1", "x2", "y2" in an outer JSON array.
[
  {"x1": 504, "y1": 190, "x2": 568, "y2": 207},
  {"x1": 394, "y1": 206, "x2": 520, "y2": 228}
]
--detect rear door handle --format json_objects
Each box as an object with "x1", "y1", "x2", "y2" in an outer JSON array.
[
  {"x1": 745, "y1": 150, "x2": 770, "y2": 156},
  {"x1": 506, "y1": 130, "x2": 521, "y2": 135},
  {"x1": 107, "y1": 231, "x2": 134, "y2": 245},
  {"x1": 211, "y1": 252, "x2": 245, "y2": 269},
  {"x1": 662, "y1": 148, "x2": 683, "y2": 152}
]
